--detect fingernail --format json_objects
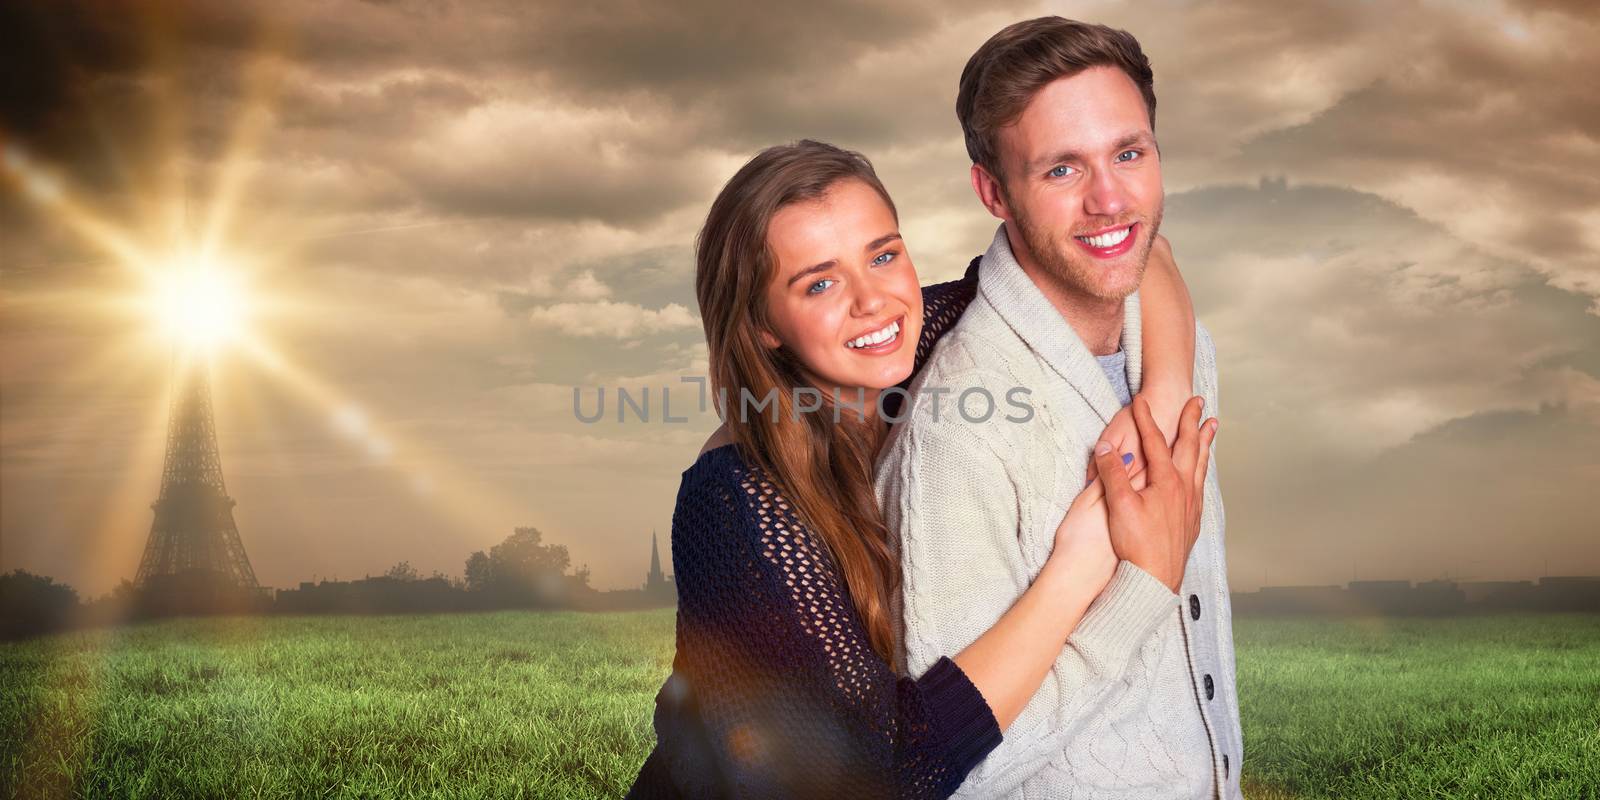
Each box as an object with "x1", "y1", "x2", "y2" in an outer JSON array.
[
  {"x1": 1095, "y1": 441, "x2": 1111, "y2": 455},
  {"x1": 1121, "y1": 452, "x2": 1134, "y2": 465}
]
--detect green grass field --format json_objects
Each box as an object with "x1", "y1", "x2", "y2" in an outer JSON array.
[{"x1": 3, "y1": 611, "x2": 1598, "y2": 798}]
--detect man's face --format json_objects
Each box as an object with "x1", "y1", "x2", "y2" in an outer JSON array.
[{"x1": 991, "y1": 65, "x2": 1163, "y2": 301}]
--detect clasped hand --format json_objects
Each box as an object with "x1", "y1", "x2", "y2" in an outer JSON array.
[{"x1": 1053, "y1": 395, "x2": 1218, "y2": 594}]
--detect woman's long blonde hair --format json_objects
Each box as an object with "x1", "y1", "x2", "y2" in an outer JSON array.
[{"x1": 695, "y1": 139, "x2": 902, "y2": 664}]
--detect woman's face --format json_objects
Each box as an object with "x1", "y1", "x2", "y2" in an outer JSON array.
[{"x1": 760, "y1": 178, "x2": 924, "y2": 406}]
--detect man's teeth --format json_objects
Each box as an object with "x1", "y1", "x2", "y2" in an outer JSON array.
[
  {"x1": 1075, "y1": 226, "x2": 1131, "y2": 248},
  {"x1": 846, "y1": 320, "x2": 900, "y2": 349}
]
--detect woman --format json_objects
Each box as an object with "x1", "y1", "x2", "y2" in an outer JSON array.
[{"x1": 627, "y1": 140, "x2": 1215, "y2": 798}]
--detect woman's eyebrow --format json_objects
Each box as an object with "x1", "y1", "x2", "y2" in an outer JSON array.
[
  {"x1": 785, "y1": 233, "x2": 903, "y2": 287},
  {"x1": 786, "y1": 259, "x2": 837, "y2": 287},
  {"x1": 864, "y1": 233, "x2": 902, "y2": 251}
]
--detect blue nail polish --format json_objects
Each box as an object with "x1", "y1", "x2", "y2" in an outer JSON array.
[{"x1": 1121, "y1": 452, "x2": 1133, "y2": 465}]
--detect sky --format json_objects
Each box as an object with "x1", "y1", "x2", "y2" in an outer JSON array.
[{"x1": 1, "y1": 0, "x2": 1597, "y2": 596}]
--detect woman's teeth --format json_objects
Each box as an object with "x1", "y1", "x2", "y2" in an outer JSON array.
[
  {"x1": 1075, "y1": 226, "x2": 1131, "y2": 248},
  {"x1": 846, "y1": 319, "x2": 900, "y2": 349}
]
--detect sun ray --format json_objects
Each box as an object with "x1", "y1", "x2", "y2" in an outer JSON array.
[
  {"x1": 1, "y1": 145, "x2": 161, "y2": 282},
  {"x1": 198, "y1": 48, "x2": 288, "y2": 262},
  {"x1": 1, "y1": 7, "x2": 545, "y2": 653},
  {"x1": 233, "y1": 334, "x2": 527, "y2": 542},
  {"x1": 76, "y1": 376, "x2": 176, "y2": 599}
]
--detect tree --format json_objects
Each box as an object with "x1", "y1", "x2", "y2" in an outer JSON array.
[
  {"x1": 488, "y1": 527, "x2": 571, "y2": 585},
  {"x1": 464, "y1": 551, "x2": 492, "y2": 592},
  {"x1": 384, "y1": 561, "x2": 420, "y2": 582},
  {"x1": 1, "y1": 569, "x2": 79, "y2": 636},
  {"x1": 462, "y1": 527, "x2": 587, "y2": 606}
]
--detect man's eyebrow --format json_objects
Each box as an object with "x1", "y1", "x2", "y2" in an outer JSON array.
[
  {"x1": 786, "y1": 259, "x2": 837, "y2": 287},
  {"x1": 1027, "y1": 131, "x2": 1157, "y2": 175},
  {"x1": 1112, "y1": 131, "x2": 1157, "y2": 153}
]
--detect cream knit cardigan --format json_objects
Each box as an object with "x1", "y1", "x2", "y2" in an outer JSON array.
[{"x1": 875, "y1": 225, "x2": 1244, "y2": 800}]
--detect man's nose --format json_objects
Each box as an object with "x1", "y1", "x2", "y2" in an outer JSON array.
[{"x1": 1083, "y1": 167, "x2": 1130, "y2": 218}]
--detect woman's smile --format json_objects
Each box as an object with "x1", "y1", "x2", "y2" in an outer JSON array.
[{"x1": 844, "y1": 315, "x2": 905, "y2": 354}]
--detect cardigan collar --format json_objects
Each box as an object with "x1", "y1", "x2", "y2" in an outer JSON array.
[{"x1": 976, "y1": 223, "x2": 1143, "y2": 426}]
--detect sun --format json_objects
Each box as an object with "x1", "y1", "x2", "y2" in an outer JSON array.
[{"x1": 145, "y1": 252, "x2": 251, "y2": 353}]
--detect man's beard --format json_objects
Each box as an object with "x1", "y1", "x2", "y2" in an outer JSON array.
[{"x1": 1012, "y1": 199, "x2": 1164, "y2": 302}]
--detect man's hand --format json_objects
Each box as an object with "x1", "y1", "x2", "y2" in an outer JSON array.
[
  {"x1": 1091, "y1": 395, "x2": 1218, "y2": 593},
  {"x1": 1085, "y1": 402, "x2": 1149, "y2": 489}
]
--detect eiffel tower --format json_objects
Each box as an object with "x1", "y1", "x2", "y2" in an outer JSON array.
[{"x1": 135, "y1": 355, "x2": 259, "y2": 591}]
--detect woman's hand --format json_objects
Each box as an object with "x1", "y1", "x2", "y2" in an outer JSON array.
[
  {"x1": 1044, "y1": 473, "x2": 1119, "y2": 599},
  {"x1": 1085, "y1": 403, "x2": 1148, "y2": 489},
  {"x1": 1084, "y1": 388, "x2": 1190, "y2": 488}
]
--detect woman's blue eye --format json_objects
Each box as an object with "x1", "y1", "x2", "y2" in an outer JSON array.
[
  {"x1": 1048, "y1": 165, "x2": 1074, "y2": 178},
  {"x1": 807, "y1": 278, "x2": 835, "y2": 294},
  {"x1": 872, "y1": 251, "x2": 897, "y2": 267}
]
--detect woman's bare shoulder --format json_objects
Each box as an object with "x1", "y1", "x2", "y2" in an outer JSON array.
[{"x1": 698, "y1": 424, "x2": 734, "y2": 457}]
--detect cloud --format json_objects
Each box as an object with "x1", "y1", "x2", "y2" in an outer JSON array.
[
  {"x1": 1230, "y1": 401, "x2": 1600, "y2": 589},
  {"x1": 1107, "y1": 0, "x2": 1600, "y2": 305},
  {"x1": 526, "y1": 300, "x2": 698, "y2": 339},
  {"x1": 521, "y1": 269, "x2": 612, "y2": 301},
  {"x1": 1168, "y1": 180, "x2": 1600, "y2": 452},
  {"x1": 5, "y1": 0, "x2": 1599, "y2": 593},
  {"x1": 1163, "y1": 179, "x2": 1600, "y2": 586}
]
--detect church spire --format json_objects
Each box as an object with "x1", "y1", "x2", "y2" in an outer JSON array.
[{"x1": 649, "y1": 529, "x2": 662, "y2": 578}]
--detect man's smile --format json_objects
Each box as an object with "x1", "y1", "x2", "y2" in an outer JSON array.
[{"x1": 1073, "y1": 221, "x2": 1138, "y2": 258}]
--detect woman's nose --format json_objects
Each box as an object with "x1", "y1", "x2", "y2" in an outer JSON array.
[{"x1": 852, "y1": 282, "x2": 886, "y2": 316}]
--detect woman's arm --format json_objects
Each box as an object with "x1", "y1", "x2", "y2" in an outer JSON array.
[
  {"x1": 1138, "y1": 234, "x2": 1197, "y2": 446},
  {"x1": 1086, "y1": 234, "x2": 1196, "y2": 486}
]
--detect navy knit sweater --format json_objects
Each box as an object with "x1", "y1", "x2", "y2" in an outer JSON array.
[{"x1": 627, "y1": 260, "x2": 990, "y2": 799}]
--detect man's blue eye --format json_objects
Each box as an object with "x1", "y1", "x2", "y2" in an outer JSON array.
[
  {"x1": 1117, "y1": 150, "x2": 1140, "y2": 162},
  {"x1": 872, "y1": 251, "x2": 897, "y2": 267},
  {"x1": 1048, "y1": 165, "x2": 1074, "y2": 178},
  {"x1": 808, "y1": 278, "x2": 835, "y2": 294}
]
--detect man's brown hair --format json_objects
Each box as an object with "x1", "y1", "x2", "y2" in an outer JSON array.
[{"x1": 956, "y1": 17, "x2": 1156, "y2": 182}]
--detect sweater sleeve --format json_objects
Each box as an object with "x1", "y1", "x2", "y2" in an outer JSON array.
[{"x1": 634, "y1": 453, "x2": 1001, "y2": 799}]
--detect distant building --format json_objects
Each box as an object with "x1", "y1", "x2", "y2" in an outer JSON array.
[
  {"x1": 1232, "y1": 574, "x2": 1600, "y2": 616},
  {"x1": 1237, "y1": 584, "x2": 1348, "y2": 615},
  {"x1": 1458, "y1": 580, "x2": 1534, "y2": 605},
  {"x1": 1348, "y1": 580, "x2": 1413, "y2": 615},
  {"x1": 1537, "y1": 576, "x2": 1600, "y2": 612},
  {"x1": 643, "y1": 530, "x2": 675, "y2": 603}
]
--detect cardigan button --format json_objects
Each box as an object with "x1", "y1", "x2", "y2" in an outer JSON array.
[
  {"x1": 1204, "y1": 673, "x2": 1215, "y2": 700},
  {"x1": 1189, "y1": 594, "x2": 1201, "y2": 620}
]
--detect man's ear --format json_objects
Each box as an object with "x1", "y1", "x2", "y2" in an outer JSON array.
[{"x1": 971, "y1": 163, "x2": 1011, "y2": 222}]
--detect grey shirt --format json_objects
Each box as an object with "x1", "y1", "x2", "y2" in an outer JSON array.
[{"x1": 1097, "y1": 349, "x2": 1132, "y2": 407}]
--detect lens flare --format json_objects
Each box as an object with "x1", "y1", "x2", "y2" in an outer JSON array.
[{"x1": 147, "y1": 255, "x2": 250, "y2": 352}]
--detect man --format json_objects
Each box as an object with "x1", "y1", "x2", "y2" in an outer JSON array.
[{"x1": 875, "y1": 17, "x2": 1244, "y2": 799}]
